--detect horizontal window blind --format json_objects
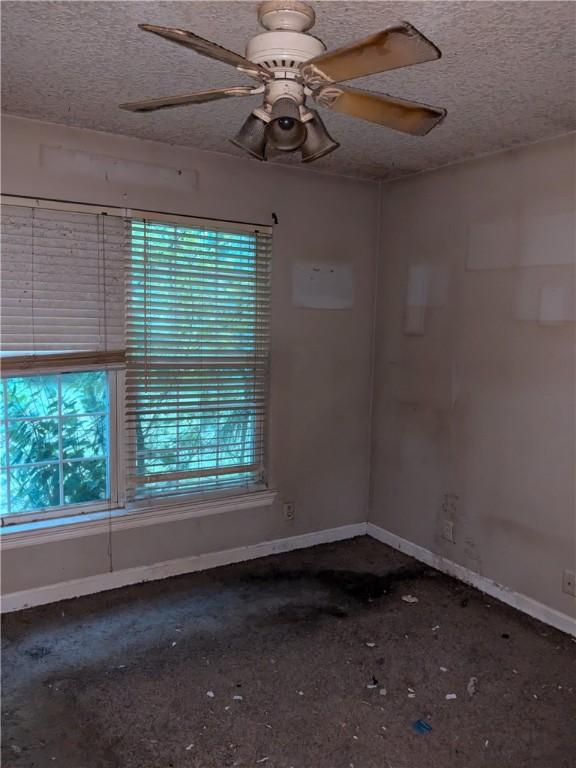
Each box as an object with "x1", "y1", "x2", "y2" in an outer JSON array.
[
  {"x1": 1, "y1": 204, "x2": 125, "y2": 372},
  {"x1": 126, "y1": 218, "x2": 272, "y2": 501}
]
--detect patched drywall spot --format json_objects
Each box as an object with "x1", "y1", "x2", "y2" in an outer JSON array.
[
  {"x1": 515, "y1": 270, "x2": 575, "y2": 324},
  {"x1": 404, "y1": 265, "x2": 449, "y2": 335},
  {"x1": 404, "y1": 306, "x2": 426, "y2": 336},
  {"x1": 40, "y1": 145, "x2": 198, "y2": 190},
  {"x1": 521, "y1": 210, "x2": 574, "y2": 268},
  {"x1": 538, "y1": 284, "x2": 570, "y2": 325},
  {"x1": 467, "y1": 209, "x2": 574, "y2": 270},
  {"x1": 292, "y1": 262, "x2": 354, "y2": 310}
]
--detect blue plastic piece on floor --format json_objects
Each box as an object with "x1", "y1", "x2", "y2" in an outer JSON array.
[{"x1": 412, "y1": 719, "x2": 433, "y2": 734}]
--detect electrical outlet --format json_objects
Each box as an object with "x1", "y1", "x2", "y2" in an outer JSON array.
[
  {"x1": 283, "y1": 502, "x2": 296, "y2": 521},
  {"x1": 562, "y1": 570, "x2": 576, "y2": 597},
  {"x1": 442, "y1": 519, "x2": 455, "y2": 543}
]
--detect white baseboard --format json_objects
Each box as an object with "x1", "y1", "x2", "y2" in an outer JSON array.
[
  {"x1": 367, "y1": 523, "x2": 576, "y2": 638},
  {"x1": 1, "y1": 523, "x2": 367, "y2": 613},
  {"x1": 4, "y1": 520, "x2": 574, "y2": 638}
]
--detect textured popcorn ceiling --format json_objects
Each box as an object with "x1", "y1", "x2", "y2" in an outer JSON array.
[{"x1": 2, "y1": 1, "x2": 575, "y2": 180}]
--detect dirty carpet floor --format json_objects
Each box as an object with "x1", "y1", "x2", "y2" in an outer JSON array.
[{"x1": 2, "y1": 536, "x2": 575, "y2": 768}]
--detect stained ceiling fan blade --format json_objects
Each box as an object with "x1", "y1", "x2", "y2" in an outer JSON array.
[
  {"x1": 314, "y1": 85, "x2": 446, "y2": 135},
  {"x1": 120, "y1": 86, "x2": 259, "y2": 113},
  {"x1": 300, "y1": 22, "x2": 441, "y2": 85},
  {"x1": 139, "y1": 24, "x2": 272, "y2": 80}
]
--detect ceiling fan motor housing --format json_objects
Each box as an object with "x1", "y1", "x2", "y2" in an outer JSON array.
[
  {"x1": 247, "y1": 2, "x2": 324, "y2": 78},
  {"x1": 246, "y1": 31, "x2": 324, "y2": 74}
]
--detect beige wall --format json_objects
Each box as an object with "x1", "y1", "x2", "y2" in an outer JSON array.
[
  {"x1": 1, "y1": 116, "x2": 378, "y2": 593},
  {"x1": 2, "y1": 117, "x2": 574, "y2": 625},
  {"x1": 370, "y1": 134, "x2": 576, "y2": 618}
]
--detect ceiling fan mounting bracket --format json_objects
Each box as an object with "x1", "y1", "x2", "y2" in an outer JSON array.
[{"x1": 258, "y1": 1, "x2": 316, "y2": 33}]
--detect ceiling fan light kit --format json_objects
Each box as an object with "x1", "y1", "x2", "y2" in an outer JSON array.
[
  {"x1": 265, "y1": 96, "x2": 307, "y2": 151},
  {"x1": 230, "y1": 113, "x2": 268, "y2": 160},
  {"x1": 300, "y1": 111, "x2": 340, "y2": 163},
  {"x1": 120, "y1": 1, "x2": 447, "y2": 164}
]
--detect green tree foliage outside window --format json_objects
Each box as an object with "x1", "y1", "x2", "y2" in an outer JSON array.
[{"x1": 0, "y1": 371, "x2": 109, "y2": 515}]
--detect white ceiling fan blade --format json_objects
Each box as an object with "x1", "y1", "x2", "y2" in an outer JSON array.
[
  {"x1": 314, "y1": 85, "x2": 446, "y2": 135},
  {"x1": 120, "y1": 86, "x2": 260, "y2": 113},
  {"x1": 139, "y1": 24, "x2": 272, "y2": 81},
  {"x1": 301, "y1": 22, "x2": 441, "y2": 85}
]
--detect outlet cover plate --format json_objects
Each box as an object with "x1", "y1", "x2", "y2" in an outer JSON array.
[{"x1": 562, "y1": 570, "x2": 576, "y2": 597}]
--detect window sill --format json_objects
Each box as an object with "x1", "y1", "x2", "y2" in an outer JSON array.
[{"x1": 0, "y1": 490, "x2": 278, "y2": 550}]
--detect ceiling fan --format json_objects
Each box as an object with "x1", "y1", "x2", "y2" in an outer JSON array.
[{"x1": 120, "y1": 0, "x2": 446, "y2": 163}]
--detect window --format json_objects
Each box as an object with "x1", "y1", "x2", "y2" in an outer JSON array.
[
  {"x1": 1, "y1": 197, "x2": 272, "y2": 521},
  {"x1": 1, "y1": 199, "x2": 124, "y2": 522},
  {"x1": 0, "y1": 370, "x2": 118, "y2": 519},
  {"x1": 125, "y1": 218, "x2": 272, "y2": 502}
]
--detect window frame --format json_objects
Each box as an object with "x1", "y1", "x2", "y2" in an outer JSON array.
[
  {"x1": 0, "y1": 364, "x2": 124, "y2": 525},
  {"x1": 0, "y1": 195, "x2": 272, "y2": 525}
]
